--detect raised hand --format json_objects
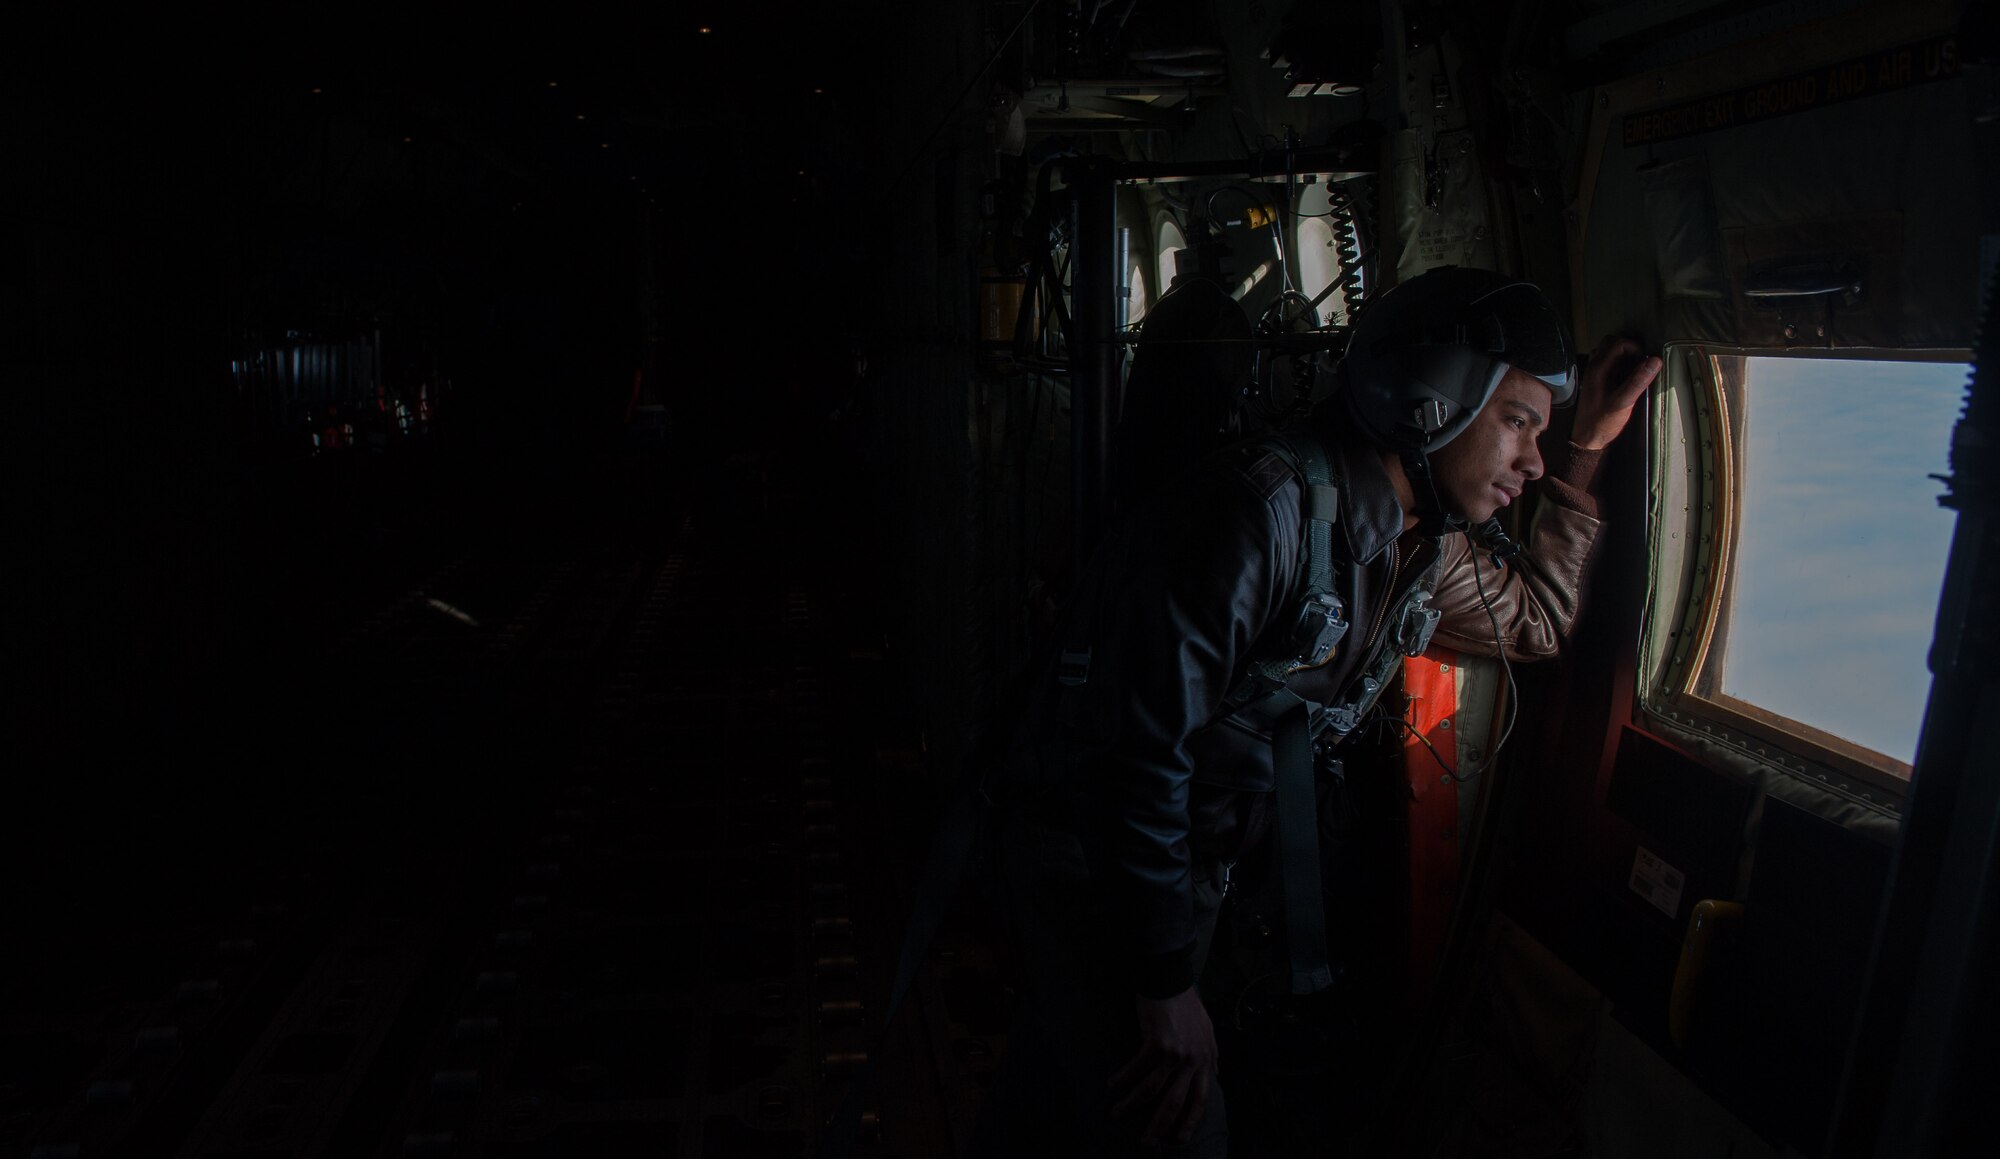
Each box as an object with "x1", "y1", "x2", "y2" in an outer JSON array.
[{"x1": 1571, "y1": 334, "x2": 1663, "y2": 450}]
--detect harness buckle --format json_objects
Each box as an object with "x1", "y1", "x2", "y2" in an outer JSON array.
[
  {"x1": 1286, "y1": 591, "x2": 1349, "y2": 669},
  {"x1": 1392, "y1": 591, "x2": 1442, "y2": 657}
]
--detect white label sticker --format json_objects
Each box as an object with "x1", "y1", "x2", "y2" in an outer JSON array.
[{"x1": 1629, "y1": 845, "x2": 1687, "y2": 919}]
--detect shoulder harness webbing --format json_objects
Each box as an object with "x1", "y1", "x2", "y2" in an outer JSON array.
[
  {"x1": 1229, "y1": 432, "x2": 1446, "y2": 996},
  {"x1": 1246, "y1": 432, "x2": 1347, "y2": 996},
  {"x1": 1253, "y1": 433, "x2": 1350, "y2": 687}
]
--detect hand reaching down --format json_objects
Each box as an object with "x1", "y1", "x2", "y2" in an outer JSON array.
[{"x1": 1111, "y1": 987, "x2": 1219, "y2": 1149}]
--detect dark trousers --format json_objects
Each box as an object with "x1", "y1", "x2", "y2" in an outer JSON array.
[{"x1": 973, "y1": 810, "x2": 1229, "y2": 1159}]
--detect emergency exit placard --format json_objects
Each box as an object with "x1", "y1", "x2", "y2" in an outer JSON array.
[{"x1": 1630, "y1": 845, "x2": 1686, "y2": 919}]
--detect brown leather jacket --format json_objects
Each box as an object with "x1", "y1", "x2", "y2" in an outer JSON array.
[{"x1": 1031, "y1": 424, "x2": 1606, "y2": 996}]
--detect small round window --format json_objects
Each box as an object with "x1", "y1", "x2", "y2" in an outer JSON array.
[
  {"x1": 1296, "y1": 216, "x2": 1339, "y2": 322},
  {"x1": 1156, "y1": 220, "x2": 1187, "y2": 297}
]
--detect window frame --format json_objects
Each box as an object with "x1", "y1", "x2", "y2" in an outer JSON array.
[{"x1": 1643, "y1": 343, "x2": 1969, "y2": 799}]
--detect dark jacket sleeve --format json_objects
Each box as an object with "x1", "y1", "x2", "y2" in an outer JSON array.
[
  {"x1": 1054, "y1": 464, "x2": 1291, "y2": 997},
  {"x1": 1428, "y1": 442, "x2": 1605, "y2": 660}
]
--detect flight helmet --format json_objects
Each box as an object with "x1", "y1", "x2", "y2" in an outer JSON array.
[{"x1": 1339, "y1": 266, "x2": 1575, "y2": 455}]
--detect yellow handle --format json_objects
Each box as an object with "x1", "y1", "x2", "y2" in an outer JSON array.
[{"x1": 1668, "y1": 899, "x2": 1745, "y2": 1048}]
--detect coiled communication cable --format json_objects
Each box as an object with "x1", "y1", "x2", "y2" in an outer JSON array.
[{"x1": 1306, "y1": 180, "x2": 1373, "y2": 325}]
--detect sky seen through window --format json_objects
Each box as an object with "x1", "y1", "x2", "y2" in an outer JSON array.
[{"x1": 1720, "y1": 356, "x2": 1966, "y2": 765}]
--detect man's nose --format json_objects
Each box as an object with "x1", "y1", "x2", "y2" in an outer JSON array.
[{"x1": 1519, "y1": 438, "x2": 1545, "y2": 480}]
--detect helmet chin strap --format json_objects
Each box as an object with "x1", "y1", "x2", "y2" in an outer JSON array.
[{"x1": 1400, "y1": 449, "x2": 1467, "y2": 538}]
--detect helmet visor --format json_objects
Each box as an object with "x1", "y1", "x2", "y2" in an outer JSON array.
[{"x1": 1467, "y1": 282, "x2": 1575, "y2": 405}]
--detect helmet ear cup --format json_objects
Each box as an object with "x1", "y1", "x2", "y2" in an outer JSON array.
[{"x1": 1343, "y1": 344, "x2": 1507, "y2": 453}]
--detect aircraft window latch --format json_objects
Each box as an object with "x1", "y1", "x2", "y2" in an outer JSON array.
[
  {"x1": 1743, "y1": 261, "x2": 1863, "y2": 344},
  {"x1": 1742, "y1": 262, "x2": 1863, "y2": 301}
]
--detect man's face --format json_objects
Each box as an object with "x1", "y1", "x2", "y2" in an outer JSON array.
[{"x1": 1428, "y1": 368, "x2": 1553, "y2": 523}]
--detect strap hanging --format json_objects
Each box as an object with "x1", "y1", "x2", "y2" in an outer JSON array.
[
  {"x1": 1273, "y1": 696, "x2": 1335, "y2": 995},
  {"x1": 1287, "y1": 435, "x2": 1340, "y2": 601}
]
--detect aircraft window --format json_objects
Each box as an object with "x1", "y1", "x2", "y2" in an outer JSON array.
[
  {"x1": 1156, "y1": 220, "x2": 1186, "y2": 295},
  {"x1": 1660, "y1": 352, "x2": 1966, "y2": 782},
  {"x1": 1296, "y1": 216, "x2": 1338, "y2": 318}
]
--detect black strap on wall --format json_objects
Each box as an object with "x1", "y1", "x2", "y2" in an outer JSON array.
[{"x1": 816, "y1": 772, "x2": 986, "y2": 1159}]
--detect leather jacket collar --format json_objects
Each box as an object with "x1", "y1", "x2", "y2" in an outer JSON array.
[{"x1": 1327, "y1": 428, "x2": 1408, "y2": 566}]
